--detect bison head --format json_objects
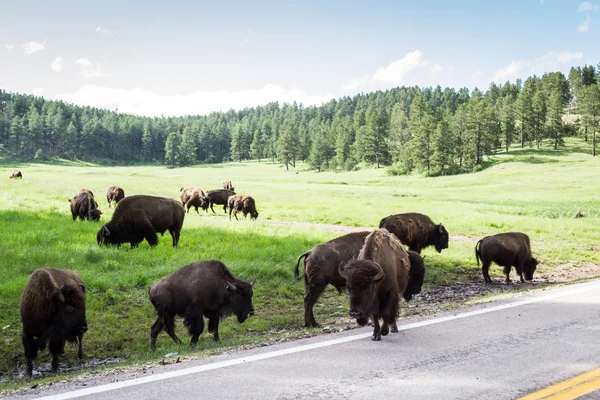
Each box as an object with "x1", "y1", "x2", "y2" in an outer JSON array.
[
  {"x1": 433, "y1": 223, "x2": 449, "y2": 253},
  {"x1": 88, "y1": 209, "x2": 102, "y2": 222},
  {"x1": 339, "y1": 260, "x2": 384, "y2": 321},
  {"x1": 225, "y1": 279, "x2": 255, "y2": 323},
  {"x1": 404, "y1": 258, "x2": 425, "y2": 302},
  {"x1": 51, "y1": 284, "x2": 88, "y2": 341},
  {"x1": 250, "y1": 210, "x2": 259, "y2": 220},
  {"x1": 97, "y1": 223, "x2": 122, "y2": 246},
  {"x1": 524, "y1": 257, "x2": 539, "y2": 281}
]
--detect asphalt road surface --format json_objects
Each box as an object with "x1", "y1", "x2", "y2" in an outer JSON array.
[{"x1": 9, "y1": 280, "x2": 600, "y2": 400}]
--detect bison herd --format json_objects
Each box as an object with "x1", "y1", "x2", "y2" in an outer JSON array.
[{"x1": 12, "y1": 170, "x2": 541, "y2": 376}]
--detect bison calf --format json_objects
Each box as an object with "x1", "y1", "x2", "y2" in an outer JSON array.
[
  {"x1": 148, "y1": 260, "x2": 255, "y2": 349},
  {"x1": 9, "y1": 169, "x2": 23, "y2": 179},
  {"x1": 475, "y1": 232, "x2": 539, "y2": 284},
  {"x1": 106, "y1": 186, "x2": 125, "y2": 208},
  {"x1": 20, "y1": 268, "x2": 87, "y2": 376},
  {"x1": 97, "y1": 195, "x2": 185, "y2": 247},
  {"x1": 228, "y1": 194, "x2": 259, "y2": 220},
  {"x1": 379, "y1": 212, "x2": 449, "y2": 254}
]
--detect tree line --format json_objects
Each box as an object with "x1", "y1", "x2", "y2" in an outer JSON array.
[{"x1": 1, "y1": 63, "x2": 599, "y2": 175}]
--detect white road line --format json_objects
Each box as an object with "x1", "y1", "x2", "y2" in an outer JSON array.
[{"x1": 34, "y1": 282, "x2": 600, "y2": 400}]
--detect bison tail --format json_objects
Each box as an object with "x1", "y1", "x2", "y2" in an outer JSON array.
[
  {"x1": 293, "y1": 251, "x2": 310, "y2": 280},
  {"x1": 475, "y1": 239, "x2": 483, "y2": 266}
]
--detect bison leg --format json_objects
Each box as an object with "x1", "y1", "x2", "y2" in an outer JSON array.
[
  {"x1": 168, "y1": 227, "x2": 180, "y2": 247},
  {"x1": 303, "y1": 281, "x2": 328, "y2": 328},
  {"x1": 150, "y1": 317, "x2": 164, "y2": 350},
  {"x1": 77, "y1": 333, "x2": 84, "y2": 359},
  {"x1": 162, "y1": 314, "x2": 181, "y2": 345},
  {"x1": 482, "y1": 261, "x2": 493, "y2": 284},
  {"x1": 210, "y1": 202, "x2": 216, "y2": 214},
  {"x1": 208, "y1": 318, "x2": 220, "y2": 341},
  {"x1": 381, "y1": 321, "x2": 390, "y2": 336},
  {"x1": 188, "y1": 317, "x2": 205, "y2": 345},
  {"x1": 49, "y1": 340, "x2": 64, "y2": 371},
  {"x1": 371, "y1": 315, "x2": 382, "y2": 341},
  {"x1": 234, "y1": 210, "x2": 239, "y2": 221},
  {"x1": 390, "y1": 320, "x2": 399, "y2": 333},
  {"x1": 22, "y1": 331, "x2": 37, "y2": 376}
]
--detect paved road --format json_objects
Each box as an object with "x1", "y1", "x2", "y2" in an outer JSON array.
[{"x1": 9, "y1": 280, "x2": 600, "y2": 400}]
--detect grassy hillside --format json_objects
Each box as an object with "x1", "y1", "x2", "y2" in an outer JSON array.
[{"x1": 1, "y1": 137, "x2": 599, "y2": 384}]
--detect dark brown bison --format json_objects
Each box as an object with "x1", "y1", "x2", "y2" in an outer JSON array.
[
  {"x1": 475, "y1": 232, "x2": 539, "y2": 284},
  {"x1": 97, "y1": 195, "x2": 185, "y2": 247},
  {"x1": 9, "y1": 169, "x2": 22, "y2": 179},
  {"x1": 223, "y1": 180, "x2": 235, "y2": 191},
  {"x1": 228, "y1": 194, "x2": 259, "y2": 220},
  {"x1": 184, "y1": 188, "x2": 207, "y2": 214},
  {"x1": 148, "y1": 260, "x2": 255, "y2": 349},
  {"x1": 106, "y1": 186, "x2": 125, "y2": 208},
  {"x1": 20, "y1": 268, "x2": 87, "y2": 376},
  {"x1": 202, "y1": 189, "x2": 235, "y2": 214},
  {"x1": 339, "y1": 229, "x2": 410, "y2": 341},
  {"x1": 405, "y1": 250, "x2": 425, "y2": 301},
  {"x1": 379, "y1": 212, "x2": 449, "y2": 254},
  {"x1": 69, "y1": 190, "x2": 102, "y2": 221}
]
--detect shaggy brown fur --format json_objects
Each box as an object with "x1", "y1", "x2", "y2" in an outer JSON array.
[
  {"x1": 149, "y1": 260, "x2": 254, "y2": 348},
  {"x1": 184, "y1": 188, "x2": 207, "y2": 214},
  {"x1": 97, "y1": 195, "x2": 185, "y2": 247},
  {"x1": 20, "y1": 268, "x2": 87, "y2": 376},
  {"x1": 228, "y1": 194, "x2": 259, "y2": 220},
  {"x1": 379, "y1": 212, "x2": 449, "y2": 254},
  {"x1": 223, "y1": 180, "x2": 235, "y2": 191},
  {"x1": 106, "y1": 186, "x2": 125, "y2": 208},
  {"x1": 9, "y1": 169, "x2": 22, "y2": 179},
  {"x1": 70, "y1": 189, "x2": 102, "y2": 221}
]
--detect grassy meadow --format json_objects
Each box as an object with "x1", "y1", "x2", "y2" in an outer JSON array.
[{"x1": 1, "y1": 137, "x2": 600, "y2": 384}]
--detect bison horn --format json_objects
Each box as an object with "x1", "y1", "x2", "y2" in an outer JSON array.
[
  {"x1": 225, "y1": 282, "x2": 237, "y2": 292},
  {"x1": 102, "y1": 225, "x2": 111, "y2": 237},
  {"x1": 79, "y1": 284, "x2": 86, "y2": 292},
  {"x1": 372, "y1": 263, "x2": 385, "y2": 281},
  {"x1": 57, "y1": 285, "x2": 66, "y2": 303},
  {"x1": 338, "y1": 262, "x2": 348, "y2": 279},
  {"x1": 438, "y1": 224, "x2": 444, "y2": 233},
  {"x1": 251, "y1": 278, "x2": 256, "y2": 287}
]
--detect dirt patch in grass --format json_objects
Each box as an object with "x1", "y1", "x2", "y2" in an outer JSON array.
[{"x1": 537, "y1": 262, "x2": 600, "y2": 282}]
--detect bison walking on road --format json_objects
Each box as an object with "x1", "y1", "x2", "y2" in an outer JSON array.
[
  {"x1": 9, "y1": 169, "x2": 22, "y2": 179},
  {"x1": 106, "y1": 186, "x2": 125, "y2": 208},
  {"x1": 379, "y1": 212, "x2": 449, "y2": 254},
  {"x1": 476, "y1": 232, "x2": 539, "y2": 284},
  {"x1": 203, "y1": 189, "x2": 235, "y2": 214},
  {"x1": 97, "y1": 195, "x2": 185, "y2": 247},
  {"x1": 70, "y1": 189, "x2": 102, "y2": 221},
  {"x1": 339, "y1": 229, "x2": 410, "y2": 341},
  {"x1": 228, "y1": 194, "x2": 259, "y2": 220},
  {"x1": 20, "y1": 268, "x2": 88, "y2": 376},
  {"x1": 148, "y1": 260, "x2": 255, "y2": 349}
]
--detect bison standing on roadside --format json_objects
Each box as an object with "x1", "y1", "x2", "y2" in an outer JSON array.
[
  {"x1": 184, "y1": 188, "x2": 207, "y2": 214},
  {"x1": 405, "y1": 250, "x2": 425, "y2": 301},
  {"x1": 20, "y1": 268, "x2": 88, "y2": 376},
  {"x1": 228, "y1": 194, "x2": 259, "y2": 220},
  {"x1": 96, "y1": 195, "x2": 185, "y2": 247},
  {"x1": 9, "y1": 169, "x2": 23, "y2": 179},
  {"x1": 379, "y1": 212, "x2": 449, "y2": 254},
  {"x1": 475, "y1": 232, "x2": 539, "y2": 284},
  {"x1": 69, "y1": 189, "x2": 102, "y2": 221},
  {"x1": 106, "y1": 186, "x2": 125, "y2": 208},
  {"x1": 148, "y1": 260, "x2": 255, "y2": 349},
  {"x1": 202, "y1": 189, "x2": 235, "y2": 214},
  {"x1": 339, "y1": 229, "x2": 410, "y2": 341},
  {"x1": 223, "y1": 180, "x2": 235, "y2": 191}
]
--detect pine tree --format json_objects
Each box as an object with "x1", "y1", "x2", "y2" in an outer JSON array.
[
  {"x1": 546, "y1": 91, "x2": 564, "y2": 150},
  {"x1": 276, "y1": 120, "x2": 297, "y2": 170},
  {"x1": 9, "y1": 115, "x2": 25, "y2": 158},
  {"x1": 579, "y1": 85, "x2": 600, "y2": 156},
  {"x1": 179, "y1": 126, "x2": 197, "y2": 166},
  {"x1": 308, "y1": 121, "x2": 333, "y2": 171},
  {"x1": 164, "y1": 132, "x2": 182, "y2": 167},
  {"x1": 430, "y1": 112, "x2": 456, "y2": 175},
  {"x1": 499, "y1": 96, "x2": 516, "y2": 152},
  {"x1": 141, "y1": 123, "x2": 153, "y2": 162},
  {"x1": 230, "y1": 123, "x2": 244, "y2": 162},
  {"x1": 27, "y1": 104, "x2": 43, "y2": 157}
]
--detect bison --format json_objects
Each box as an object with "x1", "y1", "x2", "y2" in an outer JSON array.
[
  {"x1": 106, "y1": 186, "x2": 125, "y2": 208},
  {"x1": 405, "y1": 250, "x2": 425, "y2": 301},
  {"x1": 148, "y1": 260, "x2": 255, "y2": 349},
  {"x1": 228, "y1": 194, "x2": 259, "y2": 220},
  {"x1": 184, "y1": 188, "x2": 207, "y2": 214},
  {"x1": 223, "y1": 180, "x2": 235, "y2": 191},
  {"x1": 339, "y1": 229, "x2": 410, "y2": 341},
  {"x1": 97, "y1": 195, "x2": 185, "y2": 247},
  {"x1": 179, "y1": 187, "x2": 196, "y2": 205},
  {"x1": 379, "y1": 212, "x2": 449, "y2": 254},
  {"x1": 475, "y1": 232, "x2": 539, "y2": 284},
  {"x1": 202, "y1": 189, "x2": 235, "y2": 214},
  {"x1": 9, "y1": 169, "x2": 22, "y2": 179},
  {"x1": 69, "y1": 190, "x2": 102, "y2": 221},
  {"x1": 20, "y1": 268, "x2": 87, "y2": 376}
]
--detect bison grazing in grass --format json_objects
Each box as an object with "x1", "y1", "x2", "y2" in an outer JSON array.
[
  {"x1": 97, "y1": 195, "x2": 185, "y2": 247},
  {"x1": 223, "y1": 180, "x2": 235, "y2": 191},
  {"x1": 184, "y1": 188, "x2": 207, "y2": 214},
  {"x1": 339, "y1": 229, "x2": 410, "y2": 341},
  {"x1": 379, "y1": 212, "x2": 449, "y2": 254},
  {"x1": 9, "y1": 169, "x2": 22, "y2": 179},
  {"x1": 69, "y1": 189, "x2": 102, "y2": 221},
  {"x1": 148, "y1": 260, "x2": 255, "y2": 349},
  {"x1": 106, "y1": 186, "x2": 125, "y2": 208},
  {"x1": 203, "y1": 189, "x2": 235, "y2": 214},
  {"x1": 20, "y1": 268, "x2": 88, "y2": 376},
  {"x1": 228, "y1": 194, "x2": 259, "y2": 220},
  {"x1": 476, "y1": 232, "x2": 539, "y2": 284}
]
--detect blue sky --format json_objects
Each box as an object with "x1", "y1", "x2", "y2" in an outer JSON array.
[{"x1": 0, "y1": 0, "x2": 598, "y2": 116}]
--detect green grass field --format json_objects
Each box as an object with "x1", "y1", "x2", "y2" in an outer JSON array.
[{"x1": 1, "y1": 137, "x2": 600, "y2": 384}]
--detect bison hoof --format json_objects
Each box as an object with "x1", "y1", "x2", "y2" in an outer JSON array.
[
  {"x1": 391, "y1": 326, "x2": 399, "y2": 333},
  {"x1": 381, "y1": 324, "x2": 389, "y2": 336},
  {"x1": 372, "y1": 333, "x2": 381, "y2": 341}
]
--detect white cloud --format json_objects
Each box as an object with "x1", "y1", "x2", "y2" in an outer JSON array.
[
  {"x1": 95, "y1": 26, "x2": 111, "y2": 34},
  {"x1": 76, "y1": 58, "x2": 111, "y2": 79},
  {"x1": 4, "y1": 44, "x2": 14, "y2": 50},
  {"x1": 578, "y1": 15, "x2": 592, "y2": 32},
  {"x1": 57, "y1": 84, "x2": 334, "y2": 117},
  {"x1": 343, "y1": 79, "x2": 362, "y2": 91},
  {"x1": 22, "y1": 41, "x2": 46, "y2": 55},
  {"x1": 32, "y1": 88, "x2": 44, "y2": 96},
  {"x1": 50, "y1": 56, "x2": 64, "y2": 72},
  {"x1": 372, "y1": 50, "x2": 427, "y2": 85},
  {"x1": 492, "y1": 51, "x2": 584, "y2": 83},
  {"x1": 577, "y1": 2, "x2": 599, "y2": 11}
]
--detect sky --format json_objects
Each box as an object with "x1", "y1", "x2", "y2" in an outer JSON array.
[{"x1": 0, "y1": 0, "x2": 598, "y2": 117}]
